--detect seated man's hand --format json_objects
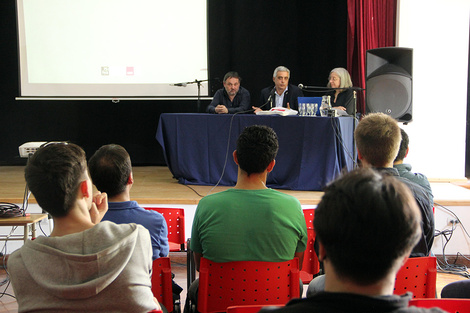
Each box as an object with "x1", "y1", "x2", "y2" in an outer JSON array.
[
  {"x1": 215, "y1": 105, "x2": 228, "y2": 114},
  {"x1": 90, "y1": 192, "x2": 108, "y2": 224},
  {"x1": 252, "y1": 106, "x2": 262, "y2": 113},
  {"x1": 333, "y1": 106, "x2": 346, "y2": 111}
]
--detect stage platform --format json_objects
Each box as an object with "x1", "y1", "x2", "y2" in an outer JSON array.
[
  {"x1": 0, "y1": 166, "x2": 325, "y2": 205},
  {"x1": 1, "y1": 165, "x2": 468, "y2": 206}
]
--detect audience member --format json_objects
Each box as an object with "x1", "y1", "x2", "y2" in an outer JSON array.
[
  {"x1": 89, "y1": 144, "x2": 169, "y2": 260},
  {"x1": 441, "y1": 280, "x2": 470, "y2": 298},
  {"x1": 206, "y1": 71, "x2": 251, "y2": 114},
  {"x1": 307, "y1": 113, "x2": 434, "y2": 297},
  {"x1": 394, "y1": 128, "x2": 434, "y2": 203},
  {"x1": 354, "y1": 113, "x2": 434, "y2": 257},
  {"x1": 185, "y1": 125, "x2": 307, "y2": 312},
  {"x1": 8, "y1": 143, "x2": 159, "y2": 312},
  {"x1": 262, "y1": 168, "x2": 445, "y2": 313},
  {"x1": 255, "y1": 66, "x2": 303, "y2": 112},
  {"x1": 325, "y1": 67, "x2": 355, "y2": 116}
]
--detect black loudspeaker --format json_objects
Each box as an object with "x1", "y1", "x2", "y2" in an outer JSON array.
[{"x1": 366, "y1": 47, "x2": 413, "y2": 122}]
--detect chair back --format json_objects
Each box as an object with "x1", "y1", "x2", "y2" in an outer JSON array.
[
  {"x1": 226, "y1": 305, "x2": 283, "y2": 313},
  {"x1": 198, "y1": 257, "x2": 300, "y2": 313},
  {"x1": 145, "y1": 207, "x2": 185, "y2": 251},
  {"x1": 394, "y1": 256, "x2": 437, "y2": 298},
  {"x1": 409, "y1": 298, "x2": 470, "y2": 313},
  {"x1": 151, "y1": 257, "x2": 174, "y2": 313},
  {"x1": 300, "y1": 209, "x2": 320, "y2": 283}
]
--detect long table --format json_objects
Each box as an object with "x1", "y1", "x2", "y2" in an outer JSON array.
[{"x1": 156, "y1": 113, "x2": 356, "y2": 191}]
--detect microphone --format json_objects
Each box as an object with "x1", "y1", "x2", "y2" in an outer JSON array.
[
  {"x1": 268, "y1": 87, "x2": 276, "y2": 100},
  {"x1": 298, "y1": 83, "x2": 304, "y2": 89},
  {"x1": 254, "y1": 87, "x2": 276, "y2": 112},
  {"x1": 171, "y1": 83, "x2": 187, "y2": 87},
  {"x1": 266, "y1": 87, "x2": 276, "y2": 109}
]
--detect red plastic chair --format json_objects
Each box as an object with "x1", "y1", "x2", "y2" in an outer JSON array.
[
  {"x1": 394, "y1": 256, "x2": 437, "y2": 298},
  {"x1": 197, "y1": 257, "x2": 300, "y2": 313},
  {"x1": 145, "y1": 207, "x2": 185, "y2": 252},
  {"x1": 151, "y1": 257, "x2": 177, "y2": 313},
  {"x1": 409, "y1": 298, "x2": 470, "y2": 313},
  {"x1": 226, "y1": 305, "x2": 283, "y2": 313},
  {"x1": 300, "y1": 209, "x2": 320, "y2": 284}
]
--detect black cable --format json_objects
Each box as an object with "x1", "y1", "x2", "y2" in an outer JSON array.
[
  {"x1": 0, "y1": 203, "x2": 23, "y2": 218},
  {"x1": 38, "y1": 220, "x2": 48, "y2": 237},
  {"x1": 435, "y1": 202, "x2": 470, "y2": 239},
  {"x1": 329, "y1": 116, "x2": 358, "y2": 169},
  {"x1": 184, "y1": 184, "x2": 205, "y2": 198},
  {"x1": 206, "y1": 112, "x2": 241, "y2": 196},
  {"x1": 433, "y1": 204, "x2": 470, "y2": 278}
]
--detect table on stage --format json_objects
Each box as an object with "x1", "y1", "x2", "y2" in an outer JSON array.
[
  {"x1": 0, "y1": 213, "x2": 48, "y2": 243},
  {"x1": 156, "y1": 113, "x2": 356, "y2": 191}
]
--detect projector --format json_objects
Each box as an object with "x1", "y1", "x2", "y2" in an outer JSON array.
[{"x1": 18, "y1": 141, "x2": 65, "y2": 158}]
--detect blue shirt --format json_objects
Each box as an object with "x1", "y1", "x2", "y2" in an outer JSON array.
[
  {"x1": 275, "y1": 86, "x2": 288, "y2": 108},
  {"x1": 102, "y1": 201, "x2": 169, "y2": 260}
]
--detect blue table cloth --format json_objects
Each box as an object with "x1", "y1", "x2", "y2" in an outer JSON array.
[{"x1": 156, "y1": 113, "x2": 356, "y2": 191}]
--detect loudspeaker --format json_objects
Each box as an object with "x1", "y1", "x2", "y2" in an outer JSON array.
[{"x1": 366, "y1": 47, "x2": 413, "y2": 122}]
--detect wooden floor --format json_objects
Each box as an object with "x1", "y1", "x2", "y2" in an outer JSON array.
[
  {"x1": 2, "y1": 165, "x2": 468, "y2": 206},
  {"x1": 0, "y1": 166, "x2": 468, "y2": 311},
  {"x1": 0, "y1": 165, "x2": 324, "y2": 205}
]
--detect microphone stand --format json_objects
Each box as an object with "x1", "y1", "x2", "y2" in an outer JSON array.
[
  {"x1": 173, "y1": 78, "x2": 210, "y2": 112},
  {"x1": 191, "y1": 79, "x2": 208, "y2": 113}
]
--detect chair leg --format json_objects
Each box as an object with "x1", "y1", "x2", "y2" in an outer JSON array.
[{"x1": 186, "y1": 238, "x2": 196, "y2": 290}]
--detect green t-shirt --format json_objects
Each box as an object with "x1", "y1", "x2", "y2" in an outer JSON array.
[{"x1": 191, "y1": 188, "x2": 307, "y2": 263}]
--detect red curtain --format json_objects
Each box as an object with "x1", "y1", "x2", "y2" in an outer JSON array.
[{"x1": 347, "y1": 0, "x2": 397, "y2": 114}]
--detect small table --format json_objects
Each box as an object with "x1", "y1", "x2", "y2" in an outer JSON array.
[{"x1": 0, "y1": 213, "x2": 48, "y2": 242}]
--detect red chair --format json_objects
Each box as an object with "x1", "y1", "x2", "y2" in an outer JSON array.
[
  {"x1": 300, "y1": 209, "x2": 320, "y2": 284},
  {"x1": 394, "y1": 256, "x2": 437, "y2": 298},
  {"x1": 409, "y1": 298, "x2": 470, "y2": 313},
  {"x1": 226, "y1": 305, "x2": 283, "y2": 313},
  {"x1": 197, "y1": 257, "x2": 300, "y2": 313},
  {"x1": 151, "y1": 257, "x2": 179, "y2": 313},
  {"x1": 145, "y1": 207, "x2": 185, "y2": 252}
]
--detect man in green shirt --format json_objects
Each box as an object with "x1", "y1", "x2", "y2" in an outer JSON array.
[{"x1": 185, "y1": 125, "x2": 307, "y2": 312}]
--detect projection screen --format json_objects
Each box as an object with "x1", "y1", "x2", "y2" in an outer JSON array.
[{"x1": 16, "y1": 0, "x2": 209, "y2": 97}]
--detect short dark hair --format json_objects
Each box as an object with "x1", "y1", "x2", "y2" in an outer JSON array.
[
  {"x1": 355, "y1": 113, "x2": 401, "y2": 167},
  {"x1": 394, "y1": 128, "x2": 409, "y2": 162},
  {"x1": 88, "y1": 144, "x2": 132, "y2": 198},
  {"x1": 314, "y1": 168, "x2": 421, "y2": 285},
  {"x1": 235, "y1": 125, "x2": 279, "y2": 175},
  {"x1": 24, "y1": 143, "x2": 87, "y2": 218},
  {"x1": 223, "y1": 71, "x2": 241, "y2": 83}
]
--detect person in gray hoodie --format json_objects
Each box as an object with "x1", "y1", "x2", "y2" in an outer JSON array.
[{"x1": 7, "y1": 143, "x2": 160, "y2": 313}]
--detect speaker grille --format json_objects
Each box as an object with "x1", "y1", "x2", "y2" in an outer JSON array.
[{"x1": 366, "y1": 74, "x2": 412, "y2": 121}]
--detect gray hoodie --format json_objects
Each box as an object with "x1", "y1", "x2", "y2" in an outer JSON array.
[{"x1": 8, "y1": 221, "x2": 158, "y2": 312}]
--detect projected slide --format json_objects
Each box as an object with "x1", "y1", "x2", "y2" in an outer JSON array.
[{"x1": 17, "y1": 0, "x2": 208, "y2": 97}]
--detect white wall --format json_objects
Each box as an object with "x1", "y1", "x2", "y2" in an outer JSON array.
[{"x1": 397, "y1": 0, "x2": 469, "y2": 179}]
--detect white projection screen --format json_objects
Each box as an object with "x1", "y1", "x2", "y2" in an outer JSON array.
[{"x1": 16, "y1": 0, "x2": 209, "y2": 97}]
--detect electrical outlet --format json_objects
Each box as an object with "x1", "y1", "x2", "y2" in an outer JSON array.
[{"x1": 447, "y1": 218, "x2": 460, "y2": 226}]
